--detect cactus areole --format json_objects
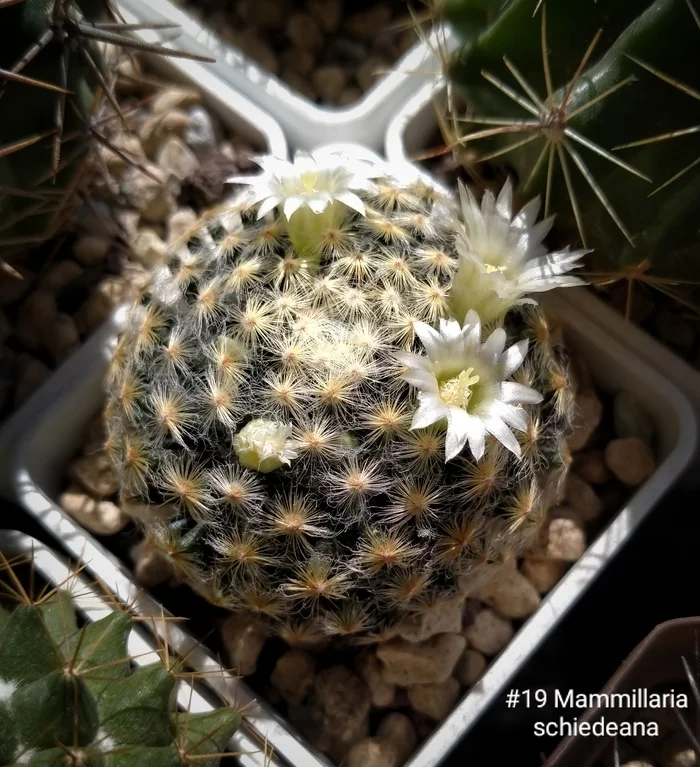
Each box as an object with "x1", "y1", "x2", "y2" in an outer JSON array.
[{"x1": 106, "y1": 150, "x2": 584, "y2": 644}]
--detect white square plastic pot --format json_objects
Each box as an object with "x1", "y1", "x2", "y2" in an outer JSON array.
[
  {"x1": 5, "y1": 152, "x2": 696, "y2": 765},
  {"x1": 0, "y1": 45, "x2": 287, "y2": 499},
  {"x1": 116, "y1": 0, "x2": 448, "y2": 153},
  {"x1": 0, "y1": 529, "x2": 263, "y2": 766},
  {"x1": 385, "y1": 78, "x2": 700, "y2": 461}
]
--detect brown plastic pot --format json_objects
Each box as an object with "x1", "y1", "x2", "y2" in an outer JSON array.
[{"x1": 544, "y1": 617, "x2": 700, "y2": 766}]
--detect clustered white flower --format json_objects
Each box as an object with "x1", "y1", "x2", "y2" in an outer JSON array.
[{"x1": 401, "y1": 178, "x2": 585, "y2": 462}]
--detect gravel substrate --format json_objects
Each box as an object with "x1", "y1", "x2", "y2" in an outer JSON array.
[
  {"x1": 57, "y1": 351, "x2": 658, "y2": 767},
  {"x1": 0, "y1": 58, "x2": 257, "y2": 424},
  {"x1": 172, "y1": 0, "x2": 421, "y2": 106}
]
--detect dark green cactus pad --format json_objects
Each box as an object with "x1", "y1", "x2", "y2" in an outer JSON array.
[{"x1": 0, "y1": 585, "x2": 240, "y2": 766}]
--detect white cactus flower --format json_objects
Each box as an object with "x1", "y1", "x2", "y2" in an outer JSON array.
[
  {"x1": 449, "y1": 178, "x2": 587, "y2": 324},
  {"x1": 395, "y1": 310, "x2": 543, "y2": 462},
  {"x1": 228, "y1": 149, "x2": 386, "y2": 264},
  {"x1": 228, "y1": 150, "x2": 382, "y2": 221},
  {"x1": 233, "y1": 418, "x2": 299, "y2": 473}
]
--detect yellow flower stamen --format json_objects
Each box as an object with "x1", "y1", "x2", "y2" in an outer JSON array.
[{"x1": 439, "y1": 368, "x2": 480, "y2": 409}]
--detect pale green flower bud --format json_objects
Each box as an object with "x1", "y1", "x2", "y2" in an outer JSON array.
[{"x1": 233, "y1": 418, "x2": 299, "y2": 473}]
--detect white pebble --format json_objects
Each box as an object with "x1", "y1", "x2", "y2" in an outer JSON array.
[
  {"x1": 167, "y1": 207, "x2": 198, "y2": 245},
  {"x1": 376, "y1": 712, "x2": 417, "y2": 764},
  {"x1": 121, "y1": 165, "x2": 174, "y2": 224},
  {"x1": 521, "y1": 557, "x2": 567, "y2": 594},
  {"x1": 464, "y1": 608, "x2": 514, "y2": 656},
  {"x1": 455, "y1": 649, "x2": 487, "y2": 687},
  {"x1": 356, "y1": 651, "x2": 396, "y2": 708},
  {"x1": 73, "y1": 235, "x2": 111, "y2": 266},
  {"x1": 546, "y1": 516, "x2": 586, "y2": 562},
  {"x1": 45, "y1": 312, "x2": 80, "y2": 364},
  {"x1": 395, "y1": 594, "x2": 463, "y2": 642},
  {"x1": 407, "y1": 677, "x2": 461, "y2": 721},
  {"x1": 475, "y1": 567, "x2": 541, "y2": 620},
  {"x1": 69, "y1": 452, "x2": 119, "y2": 497},
  {"x1": 344, "y1": 738, "x2": 398, "y2": 767},
  {"x1": 221, "y1": 615, "x2": 267, "y2": 676},
  {"x1": 313, "y1": 666, "x2": 371, "y2": 756},
  {"x1": 573, "y1": 451, "x2": 610, "y2": 485},
  {"x1": 376, "y1": 633, "x2": 466, "y2": 687},
  {"x1": 132, "y1": 228, "x2": 168, "y2": 268},
  {"x1": 605, "y1": 437, "x2": 656, "y2": 487},
  {"x1": 60, "y1": 486, "x2": 128, "y2": 536},
  {"x1": 564, "y1": 472, "x2": 602, "y2": 521},
  {"x1": 156, "y1": 136, "x2": 200, "y2": 182},
  {"x1": 39, "y1": 260, "x2": 82, "y2": 295},
  {"x1": 131, "y1": 539, "x2": 175, "y2": 586},
  {"x1": 286, "y1": 13, "x2": 324, "y2": 49},
  {"x1": 184, "y1": 106, "x2": 219, "y2": 157},
  {"x1": 271, "y1": 649, "x2": 316, "y2": 705}
]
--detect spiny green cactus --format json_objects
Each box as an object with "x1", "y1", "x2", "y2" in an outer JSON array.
[
  {"x1": 0, "y1": 549, "x2": 240, "y2": 766},
  {"x1": 441, "y1": 0, "x2": 700, "y2": 288},
  {"x1": 104, "y1": 149, "x2": 582, "y2": 644},
  {"x1": 0, "y1": 0, "x2": 213, "y2": 275}
]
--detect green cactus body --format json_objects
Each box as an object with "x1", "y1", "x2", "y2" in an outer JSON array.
[
  {"x1": 444, "y1": 0, "x2": 700, "y2": 279},
  {"x1": 0, "y1": 588, "x2": 240, "y2": 765},
  {"x1": 104, "y1": 152, "x2": 579, "y2": 643}
]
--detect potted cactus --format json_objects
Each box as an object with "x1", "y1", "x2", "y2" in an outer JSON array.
[
  {"x1": 104, "y1": 147, "x2": 583, "y2": 642},
  {"x1": 68, "y1": 143, "x2": 680, "y2": 767},
  {"x1": 0, "y1": 528, "x2": 242, "y2": 765}
]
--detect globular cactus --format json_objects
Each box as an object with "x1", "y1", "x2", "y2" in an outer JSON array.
[
  {"x1": 104, "y1": 149, "x2": 584, "y2": 644},
  {"x1": 0, "y1": 0, "x2": 213, "y2": 275},
  {"x1": 440, "y1": 0, "x2": 700, "y2": 286},
  {"x1": 0, "y1": 553, "x2": 240, "y2": 766}
]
